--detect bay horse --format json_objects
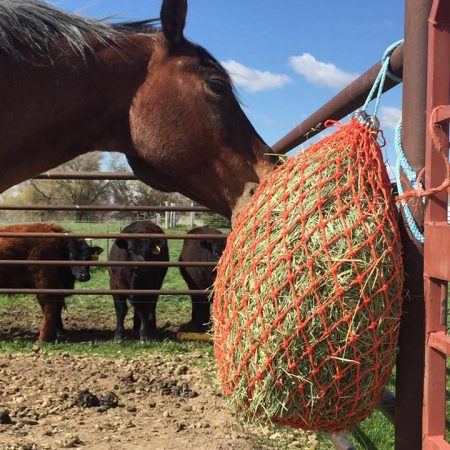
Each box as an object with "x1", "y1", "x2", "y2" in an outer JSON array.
[{"x1": 0, "y1": 0, "x2": 273, "y2": 222}]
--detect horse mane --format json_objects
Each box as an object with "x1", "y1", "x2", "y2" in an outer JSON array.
[{"x1": 0, "y1": 0, "x2": 159, "y2": 62}]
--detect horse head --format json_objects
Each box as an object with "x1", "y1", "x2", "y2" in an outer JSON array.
[{"x1": 128, "y1": 0, "x2": 274, "y2": 223}]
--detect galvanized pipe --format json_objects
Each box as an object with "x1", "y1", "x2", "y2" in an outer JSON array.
[{"x1": 272, "y1": 45, "x2": 403, "y2": 155}]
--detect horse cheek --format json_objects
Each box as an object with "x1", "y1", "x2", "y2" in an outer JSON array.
[{"x1": 129, "y1": 99, "x2": 159, "y2": 160}]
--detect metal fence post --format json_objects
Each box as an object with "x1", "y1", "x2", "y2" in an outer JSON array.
[
  {"x1": 395, "y1": 1, "x2": 432, "y2": 449},
  {"x1": 165, "y1": 201, "x2": 169, "y2": 229}
]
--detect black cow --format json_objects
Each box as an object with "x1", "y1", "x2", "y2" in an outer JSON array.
[
  {"x1": 179, "y1": 227, "x2": 226, "y2": 332},
  {"x1": 108, "y1": 221, "x2": 169, "y2": 341}
]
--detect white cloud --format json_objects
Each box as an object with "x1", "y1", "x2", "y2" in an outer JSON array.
[
  {"x1": 289, "y1": 53, "x2": 358, "y2": 90},
  {"x1": 221, "y1": 60, "x2": 292, "y2": 93},
  {"x1": 379, "y1": 106, "x2": 402, "y2": 130}
]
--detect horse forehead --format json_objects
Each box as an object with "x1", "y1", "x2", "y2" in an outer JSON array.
[
  {"x1": 164, "y1": 54, "x2": 209, "y2": 74},
  {"x1": 153, "y1": 39, "x2": 222, "y2": 74}
]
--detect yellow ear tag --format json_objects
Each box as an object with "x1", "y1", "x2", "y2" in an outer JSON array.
[
  {"x1": 152, "y1": 245, "x2": 161, "y2": 255},
  {"x1": 91, "y1": 253, "x2": 99, "y2": 261}
]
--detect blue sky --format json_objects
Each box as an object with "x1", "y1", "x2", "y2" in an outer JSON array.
[{"x1": 55, "y1": 0, "x2": 404, "y2": 173}]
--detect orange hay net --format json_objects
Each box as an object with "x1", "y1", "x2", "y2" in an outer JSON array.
[{"x1": 213, "y1": 116, "x2": 404, "y2": 431}]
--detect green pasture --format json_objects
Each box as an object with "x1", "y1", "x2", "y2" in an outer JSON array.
[{"x1": 0, "y1": 221, "x2": 407, "y2": 449}]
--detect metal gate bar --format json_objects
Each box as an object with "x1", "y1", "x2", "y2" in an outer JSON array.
[
  {"x1": 272, "y1": 47, "x2": 403, "y2": 154},
  {"x1": 0, "y1": 289, "x2": 208, "y2": 296},
  {"x1": 0, "y1": 232, "x2": 226, "y2": 239},
  {"x1": 0, "y1": 204, "x2": 209, "y2": 212},
  {"x1": 0, "y1": 260, "x2": 217, "y2": 267},
  {"x1": 34, "y1": 171, "x2": 137, "y2": 180},
  {"x1": 423, "y1": 1, "x2": 450, "y2": 447},
  {"x1": 394, "y1": 1, "x2": 432, "y2": 448}
]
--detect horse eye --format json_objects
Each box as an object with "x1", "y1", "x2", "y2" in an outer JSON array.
[{"x1": 207, "y1": 77, "x2": 228, "y2": 95}]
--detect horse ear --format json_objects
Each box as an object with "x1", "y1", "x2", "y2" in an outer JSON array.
[{"x1": 161, "y1": 0, "x2": 187, "y2": 46}]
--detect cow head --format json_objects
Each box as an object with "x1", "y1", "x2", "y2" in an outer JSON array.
[
  {"x1": 66, "y1": 239, "x2": 103, "y2": 282},
  {"x1": 115, "y1": 237, "x2": 167, "y2": 262},
  {"x1": 200, "y1": 238, "x2": 227, "y2": 260}
]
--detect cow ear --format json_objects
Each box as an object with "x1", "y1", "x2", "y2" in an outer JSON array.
[
  {"x1": 115, "y1": 239, "x2": 129, "y2": 250},
  {"x1": 90, "y1": 246, "x2": 103, "y2": 260},
  {"x1": 161, "y1": 0, "x2": 187, "y2": 47},
  {"x1": 65, "y1": 239, "x2": 77, "y2": 256}
]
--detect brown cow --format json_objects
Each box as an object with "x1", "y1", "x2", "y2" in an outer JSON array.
[{"x1": 0, "y1": 223, "x2": 102, "y2": 341}]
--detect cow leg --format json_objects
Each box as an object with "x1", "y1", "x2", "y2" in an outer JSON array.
[
  {"x1": 191, "y1": 295, "x2": 211, "y2": 333},
  {"x1": 113, "y1": 295, "x2": 128, "y2": 341},
  {"x1": 132, "y1": 296, "x2": 156, "y2": 341},
  {"x1": 147, "y1": 296, "x2": 157, "y2": 331},
  {"x1": 37, "y1": 295, "x2": 59, "y2": 341},
  {"x1": 132, "y1": 310, "x2": 141, "y2": 335},
  {"x1": 55, "y1": 299, "x2": 66, "y2": 341}
]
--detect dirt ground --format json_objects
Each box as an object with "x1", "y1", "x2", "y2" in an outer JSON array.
[
  {"x1": 0, "y1": 352, "x2": 319, "y2": 450},
  {"x1": 0, "y1": 298, "x2": 320, "y2": 450}
]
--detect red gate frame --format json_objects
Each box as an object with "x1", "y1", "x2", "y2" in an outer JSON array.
[{"x1": 423, "y1": 1, "x2": 450, "y2": 448}]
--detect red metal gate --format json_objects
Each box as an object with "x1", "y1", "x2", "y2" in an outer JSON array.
[{"x1": 423, "y1": 1, "x2": 450, "y2": 448}]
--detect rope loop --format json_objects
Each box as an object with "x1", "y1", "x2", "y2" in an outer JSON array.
[
  {"x1": 395, "y1": 120, "x2": 425, "y2": 244},
  {"x1": 358, "y1": 39, "x2": 404, "y2": 123},
  {"x1": 395, "y1": 107, "x2": 450, "y2": 244},
  {"x1": 382, "y1": 41, "x2": 403, "y2": 83}
]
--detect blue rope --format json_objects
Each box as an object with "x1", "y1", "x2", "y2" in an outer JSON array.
[
  {"x1": 395, "y1": 120, "x2": 425, "y2": 244},
  {"x1": 362, "y1": 39, "x2": 404, "y2": 116},
  {"x1": 358, "y1": 39, "x2": 424, "y2": 243}
]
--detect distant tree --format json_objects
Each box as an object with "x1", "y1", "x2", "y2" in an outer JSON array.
[
  {"x1": 201, "y1": 211, "x2": 231, "y2": 229},
  {"x1": 106, "y1": 153, "x2": 192, "y2": 221},
  {"x1": 0, "y1": 184, "x2": 41, "y2": 222},
  {"x1": 0, "y1": 152, "x2": 207, "y2": 225},
  {"x1": 26, "y1": 152, "x2": 110, "y2": 221}
]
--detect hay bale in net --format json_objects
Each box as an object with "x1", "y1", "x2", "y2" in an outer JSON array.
[{"x1": 213, "y1": 116, "x2": 404, "y2": 432}]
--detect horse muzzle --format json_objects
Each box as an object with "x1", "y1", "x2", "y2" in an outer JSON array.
[{"x1": 231, "y1": 181, "x2": 260, "y2": 227}]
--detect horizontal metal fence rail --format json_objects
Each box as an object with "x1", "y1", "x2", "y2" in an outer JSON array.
[
  {"x1": 0, "y1": 179, "x2": 228, "y2": 294},
  {"x1": 0, "y1": 289, "x2": 208, "y2": 296},
  {"x1": 0, "y1": 225, "x2": 227, "y2": 294},
  {"x1": 272, "y1": 45, "x2": 403, "y2": 155},
  {"x1": 0, "y1": 260, "x2": 217, "y2": 268},
  {"x1": 0, "y1": 205, "x2": 210, "y2": 212},
  {"x1": 34, "y1": 171, "x2": 137, "y2": 180},
  {"x1": 0, "y1": 232, "x2": 227, "y2": 240}
]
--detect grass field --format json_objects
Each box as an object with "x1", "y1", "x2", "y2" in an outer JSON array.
[{"x1": 0, "y1": 221, "x2": 400, "y2": 449}]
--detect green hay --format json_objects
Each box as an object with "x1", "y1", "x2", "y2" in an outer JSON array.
[{"x1": 215, "y1": 140, "x2": 403, "y2": 431}]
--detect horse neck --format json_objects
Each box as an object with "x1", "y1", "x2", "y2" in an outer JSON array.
[{"x1": 0, "y1": 35, "x2": 154, "y2": 193}]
